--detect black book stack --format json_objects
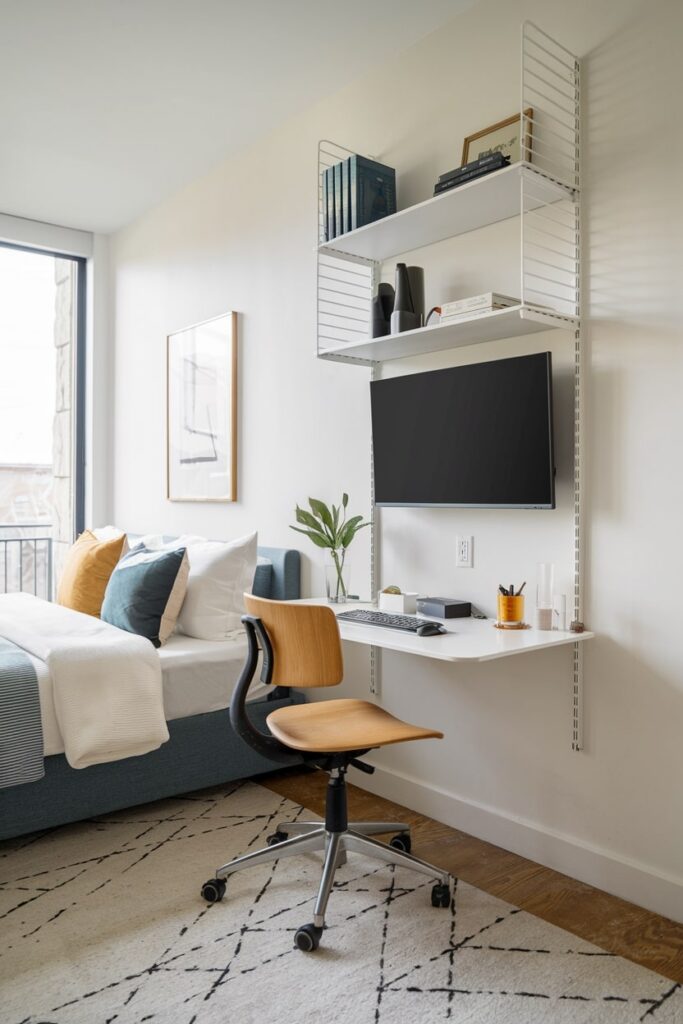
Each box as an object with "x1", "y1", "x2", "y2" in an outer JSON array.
[
  {"x1": 323, "y1": 155, "x2": 397, "y2": 241},
  {"x1": 433, "y1": 152, "x2": 511, "y2": 196}
]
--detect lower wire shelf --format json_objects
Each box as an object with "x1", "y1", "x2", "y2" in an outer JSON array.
[{"x1": 318, "y1": 304, "x2": 578, "y2": 366}]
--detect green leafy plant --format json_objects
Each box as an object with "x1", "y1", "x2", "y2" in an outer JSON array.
[{"x1": 290, "y1": 494, "x2": 370, "y2": 600}]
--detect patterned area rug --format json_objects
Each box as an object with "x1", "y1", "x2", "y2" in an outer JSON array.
[{"x1": 1, "y1": 781, "x2": 681, "y2": 1024}]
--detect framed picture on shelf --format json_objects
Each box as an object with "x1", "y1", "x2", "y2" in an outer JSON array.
[
  {"x1": 461, "y1": 108, "x2": 533, "y2": 166},
  {"x1": 166, "y1": 311, "x2": 237, "y2": 502}
]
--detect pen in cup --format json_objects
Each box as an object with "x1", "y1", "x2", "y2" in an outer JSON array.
[{"x1": 497, "y1": 584, "x2": 526, "y2": 627}]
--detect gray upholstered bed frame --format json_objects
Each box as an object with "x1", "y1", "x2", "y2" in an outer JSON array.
[{"x1": 0, "y1": 545, "x2": 302, "y2": 841}]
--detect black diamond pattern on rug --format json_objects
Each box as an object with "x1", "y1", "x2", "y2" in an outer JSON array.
[{"x1": 0, "y1": 781, "x2": 681, "y2": 1024}]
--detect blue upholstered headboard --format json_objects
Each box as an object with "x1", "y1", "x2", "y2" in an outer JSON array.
[
  {"x1": 254, "y1": 546, "x2": 300, "y2": 601},
  {"x1": 126, "y1": 535, "x2": 300, "y2": 602}
]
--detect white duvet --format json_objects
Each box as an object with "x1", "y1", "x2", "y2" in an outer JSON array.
[{"x1": 0, "y1": 593, "x2": 169, "y2": 769}]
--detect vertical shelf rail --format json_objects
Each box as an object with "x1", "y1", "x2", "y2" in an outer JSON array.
[
  {"x1": 521, "y1": 23, "x2": 584, "y2": 750},
  {"x1": 571, "y1": 40, "x2": 584, "y2": 753}
]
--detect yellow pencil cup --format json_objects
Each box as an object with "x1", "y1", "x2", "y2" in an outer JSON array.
[{"x1": 497, "y1": 594, "x2": 525, "y2": 627}]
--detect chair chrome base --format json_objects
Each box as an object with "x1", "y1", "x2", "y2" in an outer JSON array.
[{"x1": 205, "y1": 818, "x2": 451, "y2": 940}]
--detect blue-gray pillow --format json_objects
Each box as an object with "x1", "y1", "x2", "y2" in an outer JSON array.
[{"x1": 101, "y1": 544, "x2": 189, "y2": 647}]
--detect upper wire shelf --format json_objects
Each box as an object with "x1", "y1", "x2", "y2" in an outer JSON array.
[
  {"x1": 319, "y1": 162, "x2": 575, "y2": 265},
  {"x1": 316, "y1": 21, "x2": 580, "y2": 360}
]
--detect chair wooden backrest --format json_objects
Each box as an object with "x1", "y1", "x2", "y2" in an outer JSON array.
[{"x1": 244, "y1": 594, "x2": 344, "y2": 688}]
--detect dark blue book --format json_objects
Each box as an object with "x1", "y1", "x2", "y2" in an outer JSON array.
[
  {"x1": 349, "y1": 155, "x2": 396, "y2": 231},
  {"x1": 322, "y1": 167, "x2": 329, "y2": 240},
  {"x1": 341, "y1": 158, "x2": 352, "y2": 233},
  {"x1": 333, "y1": 162, "x2": 343, "y2": 238},
  {"x1": 325, "y1": 166, "x2": 335, "y2": 240}
]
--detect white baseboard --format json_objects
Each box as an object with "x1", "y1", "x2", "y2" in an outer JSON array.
[{"x1": 359, "y1": 764, "x2": 683, "y2": 924}]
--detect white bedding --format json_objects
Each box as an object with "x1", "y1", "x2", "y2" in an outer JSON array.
[
  {"x1": 0, "y1": 594, "x2": 169, "y2": 769},
  {"x1": 35, "y1": 630, "x2": 265, "y2": 758},
  {"x1": 160, "y1": 633, "x2": 267, "y2": 719}
]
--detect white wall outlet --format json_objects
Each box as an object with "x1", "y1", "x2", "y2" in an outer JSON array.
[{"x1": 456, "y1": 535, "x2": 473, "y2": 568}]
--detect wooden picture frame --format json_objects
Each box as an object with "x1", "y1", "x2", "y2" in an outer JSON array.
[
  {"x1": 461, "y1": 108, "x2": 533, "y2": 166},
  {"x1": 166, "y1": 311, "x2": 238, "y2": 503}
]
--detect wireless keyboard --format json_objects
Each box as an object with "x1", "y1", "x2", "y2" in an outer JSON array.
[{"x1": 336, "y1": 609, "x2": 441, "y2": 633}]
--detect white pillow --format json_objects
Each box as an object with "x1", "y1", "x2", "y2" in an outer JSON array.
[
  {"x1": 92, "y1": 525, "x2": 129, "y2": 556},
  {"x1": 135, "y1": 533, "x2": 206, "y2": 550},
  {"x1": 177, "y1": 531, "x2": 258, "y2": 640}
]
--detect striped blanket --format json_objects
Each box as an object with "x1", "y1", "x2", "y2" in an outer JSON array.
[{"x1": 0, "y1": 638, "x2": 44, "y2": 789}]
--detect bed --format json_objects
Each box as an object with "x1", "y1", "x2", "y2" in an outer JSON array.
[{"x1": 0, "y1": 545, "x2": 302, "y2": 841}]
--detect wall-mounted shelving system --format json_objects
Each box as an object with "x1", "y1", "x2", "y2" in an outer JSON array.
[{"x1": 316, "y1": 23, "x2": 584, "y2": 748}]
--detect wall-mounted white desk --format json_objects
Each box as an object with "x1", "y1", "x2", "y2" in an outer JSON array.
[{"x1": 293, "y1": 599, "x2": 593, "y2": 663}]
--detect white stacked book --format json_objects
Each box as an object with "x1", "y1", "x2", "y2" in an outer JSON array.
[{"x1": 439, "y1": 293, "x2": 519, "y2": 324}]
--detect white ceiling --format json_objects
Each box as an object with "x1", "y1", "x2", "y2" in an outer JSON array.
[{"x1": 0, "y1": 0, "x2": 476, "y2": 234}]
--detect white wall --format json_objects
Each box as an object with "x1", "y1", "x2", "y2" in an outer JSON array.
[
  {"x1": 108, "y1": 0, "x2": 683, "y2": 921},
  {"x1": 108, "y1": 133, "x2": 373, "y2": 596}
]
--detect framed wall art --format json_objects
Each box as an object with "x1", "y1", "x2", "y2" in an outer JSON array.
[
  {"x1": 166, "y1": 311, "x2": 237, "y2": 502},
  {"x1": 461, "y1": 108, "x2": 533, "y2": 166}
]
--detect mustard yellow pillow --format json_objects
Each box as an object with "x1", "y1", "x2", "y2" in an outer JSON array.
[{"x1": 56, "y1": 530, "x2": 126, "y2": 617}]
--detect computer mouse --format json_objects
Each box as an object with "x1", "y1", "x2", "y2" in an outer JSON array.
[{"x1": 416, "y1": 622, "x2": 446, "y2": 636}]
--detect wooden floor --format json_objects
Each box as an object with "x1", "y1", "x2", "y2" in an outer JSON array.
[{"x1": 261, "y1": 766, "x2": 683, "y2": 984}]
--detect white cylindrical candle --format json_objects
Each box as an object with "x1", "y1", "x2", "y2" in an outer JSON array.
[{"x1": 536, "y1": 607, "x2": 553, "y2": 630}]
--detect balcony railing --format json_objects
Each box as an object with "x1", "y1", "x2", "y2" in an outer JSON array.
[{"x1": 0, "y1": 524, "x2": 53, "y2": 601}]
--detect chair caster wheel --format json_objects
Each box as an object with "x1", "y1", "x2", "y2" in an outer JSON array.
[
  {"x1": 431, "y1": 882, "x2": 450, "y2": 908},
  {"x1": 294, "y1": 923, "x2": 323, "y2": 952},
  {"x1": 389, "y1": 832, "x2": 411, "y2": 853},
  {"x1": 201, "y1": 878, "x2": 226, "y2": 903},
  {"x1": 267, "y1": 831, "x2": 288, "y2": 846}
]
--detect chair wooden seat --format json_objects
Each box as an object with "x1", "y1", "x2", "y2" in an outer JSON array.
[{"x1": 267, "y1": 698, "x2": 443, "y2": 753}]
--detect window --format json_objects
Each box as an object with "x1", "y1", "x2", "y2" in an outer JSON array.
[{"x1": 0, "y1": 243, "x2": 86, "y2": 598}]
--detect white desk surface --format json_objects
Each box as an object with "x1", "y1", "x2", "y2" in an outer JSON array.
[{"x1": 292, "y1": 600, "x2": 594, "y2": 663}]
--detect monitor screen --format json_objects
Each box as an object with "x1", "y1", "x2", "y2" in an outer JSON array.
[{"x1": 370, "y1": 352, "x2": 555, "y2": 509}]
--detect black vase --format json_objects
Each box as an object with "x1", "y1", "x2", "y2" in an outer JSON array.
[
  {"x1": 371, "y1": 283, "x2": 395, "y2": 338},
  {"x1": 390, "y1": 263, "x2": 424, "y2": 334},
  {"x1": 407, "y1": 266, "x2": 425, "y2": 322}
]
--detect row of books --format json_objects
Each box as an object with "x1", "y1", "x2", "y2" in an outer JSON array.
[
  {"x1": 322, "y1": 156, "x2": 396, "y2": 241},
  {"x1": 433, "y1": 151, "x2": 510, "y2": 196},
  {"x1": 439, "y1": 292, "x2": 519, "y2": 324}
]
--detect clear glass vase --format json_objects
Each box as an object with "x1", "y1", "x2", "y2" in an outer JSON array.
[{"x1": 325, "y1": 549, "x2": 350, "y2": 604}]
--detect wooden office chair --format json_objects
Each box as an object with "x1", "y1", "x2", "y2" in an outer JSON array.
[{"x1": 200, "y1": 595, "x2": 451, "y2": 952}]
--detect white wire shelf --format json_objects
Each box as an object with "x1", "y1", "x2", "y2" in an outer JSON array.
[
  {"x1": 318, "y1": 304, "x2": 578, "y2": 365},
  {"x1": 318, "y1": 163, "x2": 576, "y2": 265}
]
